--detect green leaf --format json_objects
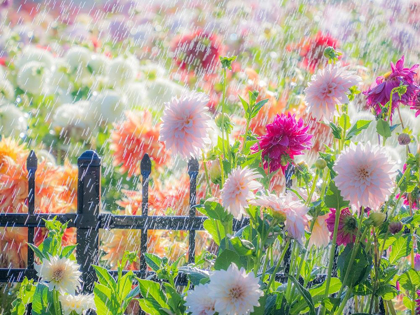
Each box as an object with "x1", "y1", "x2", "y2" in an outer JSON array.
[
  {"x1": 239, "y1": 95, "x2": 249, "y2": 115},
  {"x1": 61, "y1": 245, "x2": 77, "y2": 258},
  {"x1": 399, "y1": 269, "x2": 420, "y2": 292},
  {"x1": 214, "y1": 249, "x2": 241, "y2": 270},
  {"x1": 94, "y1": 283, "x2": 117, "y2": 315},
  {"x1": 93, "y1": 265, "x2": 117, "y2": 291},
  {"x1": 389, "y1": 234, "x2": 412, "y2": 265},
  {"x1": 324, "y1": 181, "x2": 349, "y2": 210},
  {"x1": 178, "y1": 267, "x2": 209, "y2": 285},
  {"x1": 31, "y1": 284, "x2": 59, "y2": 315},
  {"x1": 250, "y1": 99, "x2": 269, "y2": 119},
  {"x1": 376, "y1": 284, "x2": 398, "y2": 300},
  {"x1": 144, "y1": 253, "x2": 162, "y2": 272},
  {"x1": 137, "y1": 279, "x2": 169, "y2": 309},
  {"x1": 229, "y1": 236, "x2": 255, "y2": 256},
  {"x1": 337, "y1": 244, "x2": 372, "y2": 288},
  {"x1": 288, "y1": 275, "x2": 316, "y2": 315},
  {"x1": 220, "y1": 56, "x2": 237, "y2": 70},
  {"x1": 203, "y1": 219, "x2": 225, "y2": 245},
  {"x1": 138, "y1": 299, "x2": 168, "y2": 315},
  {"x1": 329, "y1": 123, "x2": 342, "y2": 139},
  {"x1": 202, "y1": 201, "x2": 232, "y2": 221},
  {"x1": 28, "y1": 244, "x2": 45, "y2": 261},
  {"x1": 346, "y1": 120, "x2": 372, "y2": 140},
  {"x1": 339, "y1": 113, "x2": 351, "y2": 131},
  {"x1": 376, "y1": 119, "x2": 392, "y2": 139}
]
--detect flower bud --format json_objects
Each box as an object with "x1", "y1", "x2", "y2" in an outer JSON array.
[
  {"x1": 398, "y1": 133, "x2": 411, "y2": 145},
  {"x1": 315, "y1": 158, "x2": 327, "y2": 169},
  {"x1": 369, "y1": 212, "x2": 386, "y2": 227},
  {"x1": 388, "y1": 221, "x2": 403, "y2": 234},
  {"x1": 323, "y1": 46, "x2": 340, "y2": 61},
  {"x1": 208, "y1": 160, "x2": 222, "y2": 184},
  {"x1": 215, "y1": 113, "x2": 232, "y2": 132}
]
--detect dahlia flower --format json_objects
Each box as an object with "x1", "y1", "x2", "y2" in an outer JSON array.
[
  {"x1": 208, "y1": 263, "x2": 263, "y2": 315},
  {"x1": 172, "y1": 30, "x2": 224, "y2": 75},
  {"x1": 0, "y1": 79, "x2": 15, "y2": 102},
  {"x1": 52, "y1": 102, "x2": 93, "y2": 138},
  {"x1": 88, "y1": 90, "x2": 128, "y2": 123},
  {"x1": 363, "y1": 56, "x2": 419, "y2": 115},
  {"x1": 251, "y1": 113, "x2": 312, "y2": 173},
  {"x1": 333, "y1": 143, "x2": 397, "y2": 209},
  {"x1": 160, "y1": 93, "x2": 211, "y2": 158},
  {"x1": 147, "y1": 78, "x2": 187, "y2": 108},
  {"x1": 288, "y1": 31, "x2": 339, "y2": 72},
  {"x1": 185, "y1": 284, "x2": 216, "y2": 315},
  {"x1": 111, "y1": 111, "x2": 168, "y2": 176},
  {"x1": 416, "y1": 290, "x2": 420, "y2": 315},
  {"x1": 17, "y1": 61, "x2": 48, "y2": 95},
  {"x1": 308, "y1": 214, "x2": 330, "y2": 248},
  {"x1": 87, "y1": 54, "x2": 109, "y2": 76},
  {"x1": 304, "y1": 64, "x2": 361, "y2": 120},
  {"x1": 0, "y1": 227, "x2": 28, "y2": 268},
  {"x1": 107, "y1": 55, "x2": 138, "y2": 87},
  {"x1": 326, "y1": 208, "x2": 357, "y2": 246},
  {"x1": 411, "y1": 94, "x2": 420, "y2": 117},
  {"x1": 35, "y1": 256, "x2": 82, "y2": 294},
  {"x1": 59, "y1": 294, "x2": 95, "y2": 315},
  {"x1": 15, "y1": 46, "x2": 54, "y2": 69},
  {"x1": 64, "y1": 46, "x2": 91, "y2": 70},
  {"x1": 221, "y1": 167, "x2": 262, "y2": 219},
  {"x1": 0, "y1": 104, "x2": 28, "y2": 137},
  {"x1": 254, "y1": 193, "x2": 310, "y2": 243}
]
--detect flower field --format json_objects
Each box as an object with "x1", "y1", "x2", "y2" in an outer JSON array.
[{"x1": 0, "y1": 0, "x2": 420, "y2": 314}]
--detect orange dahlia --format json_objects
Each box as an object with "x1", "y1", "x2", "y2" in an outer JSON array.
[
  {"x1": 56, "y1": 160, "x2": 78, "y2": 212},
  {"x1": 111, "y1": 111, "x2": 169, "y2": 177},
  {"x1": 0, "y1": 227, "x2": 28, "y2": 268}
]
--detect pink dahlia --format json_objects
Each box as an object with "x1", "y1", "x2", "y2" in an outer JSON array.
[
  {"x1": 363, "y1": 56, "x2": 419, "y2": 115},
  {"x1": 254, "y1": 193, "x2": 310, "y2": 243},
  {"x1": 304, "y1": 64, "x2": 361, "y2": 120},
  {"x1": 326, "y1": 208, "x2": 357, "y2": 246},
  {"x1": 410, "y1": 93, "x2": 420, "y2": 117},
  {"x1": 333, "y1": 143, "x2": 397, "y2": 210},
  {"x1": 221, "y1": 167, "x2": 262, "y2": 219},
  {"x1": 251, "y1": 113, "x2": 312, "y2": 173},
  {"x1": 160, "y1": 92, "x2": 211, "y2": 158}
]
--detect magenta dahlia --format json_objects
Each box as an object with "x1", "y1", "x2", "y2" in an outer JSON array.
[
  {"x1": 251, "y1": 113, "x2": 312, "y2": 173},
  {"x1": 326, "y1": 208, "x2": 357, "y2": 246},
  {"x1": 363, "y1": 56, "x2": 419, "y2": 115}
]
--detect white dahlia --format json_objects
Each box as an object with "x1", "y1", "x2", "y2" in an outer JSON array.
[
  {"x1": 17, "y1": 61, "x2": 49, "y2": 95},
  {"x1": 59, "y1": 294, "x2": 95, "y2": 315},
  {"x1": 208, "y1": 263, "x2": 263, "y2": 315},
  {"x1": 88, "y1": 90, "x2": 127, "y2": 123},
  {"x1": 15, "y1": 46, "x2": 54, "y2": 69},
  {"x1": 107, "y1": 55, "x2": 138, "y2": 87},
  {"x1": 185, "y1": 284, "x2": 216, "y2": 315},
  {"x1": 35, "y1": 256, "x2": 82, "y2": 294},
  {"x1": 0, "y1": 104, "x2": 28, "y2": 137}
]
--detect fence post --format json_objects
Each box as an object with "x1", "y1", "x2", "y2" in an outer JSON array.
[
  {"x1": 76, "y1": 150, "x2": 101, "y2": 293},
  {"x1": 140, "y1": 154, "x2": 151, "y2": 275},
  {"x1": 26, "y1": 150, "x2": 37, "y2": 315},
  {"x1": 188, "y1": 158, "x2": 199, "y2": 264}
]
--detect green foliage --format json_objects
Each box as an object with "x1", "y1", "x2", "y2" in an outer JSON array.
[{"x1": 93, "y1": 251, "x2": 139, "y2": 315}]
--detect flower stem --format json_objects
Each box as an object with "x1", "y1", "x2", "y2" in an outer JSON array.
[
  {"x1": 335, "y1": 288, "x2": 352, "y2": 315},
  {"x1": 322, "y1": 207, "x2": 342, "y2": 304},
  {"x1": 267, "y1": 238, "x2": 291, "y2": 291},
  {"x1": 53, "y1": 289, "x2": 62, "y2": 315},
  {"x1": 201, "y1": 151, "x2": 212, "y2": 196}
]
